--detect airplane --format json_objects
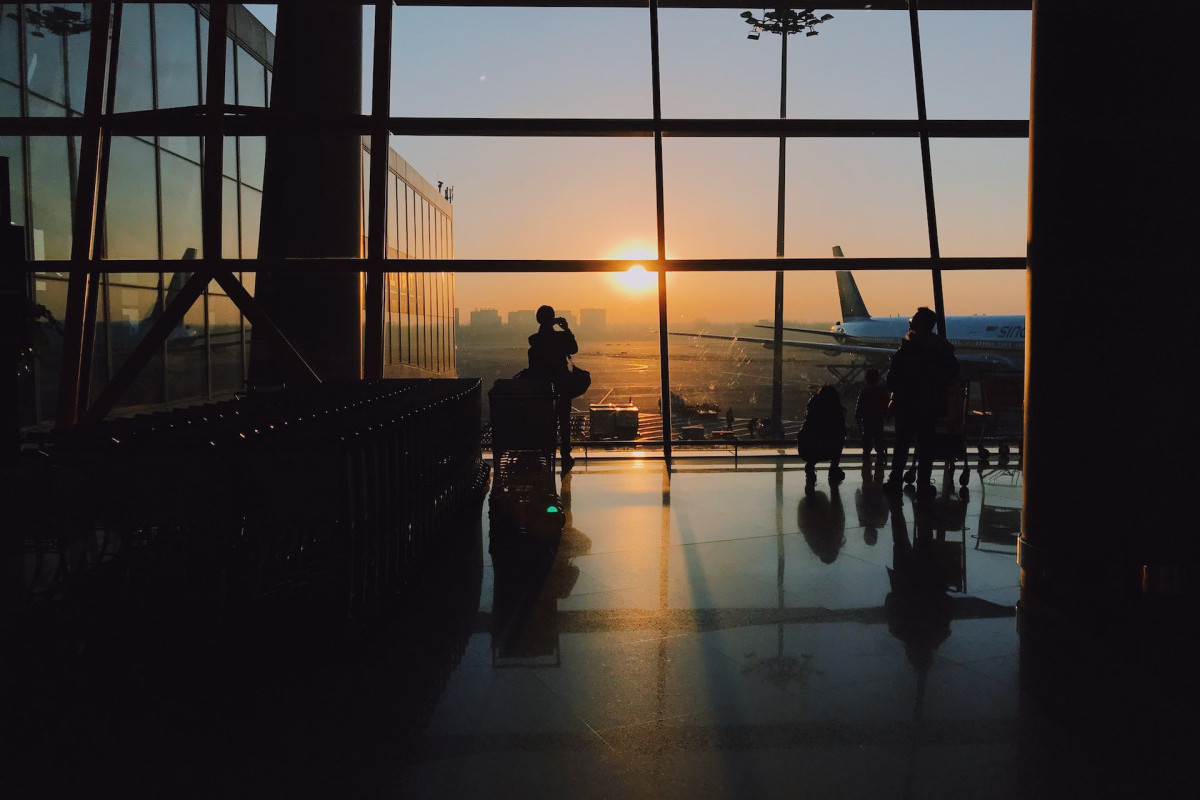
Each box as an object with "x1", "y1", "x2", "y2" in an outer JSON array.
[{"x1": 669, "y1": 246, "x2": 1025, "y2": 383}]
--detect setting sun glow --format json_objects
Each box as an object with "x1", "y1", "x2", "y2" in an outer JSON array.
[{"x1": 615, "y1": 265, "x2": 656, "y2": 293}]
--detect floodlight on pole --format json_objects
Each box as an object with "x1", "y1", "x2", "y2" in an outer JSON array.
[{"x1": 739, "y1": 8, "x2": 833, "y2": 441}]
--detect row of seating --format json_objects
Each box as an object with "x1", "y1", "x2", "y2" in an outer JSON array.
[{"x1": 48, "y1": 379, "x2": 489, "y2": 619}]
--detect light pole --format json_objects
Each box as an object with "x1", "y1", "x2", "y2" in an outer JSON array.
[{"x1": 740, "y1": 8, "x2": 832, "y2": 440}]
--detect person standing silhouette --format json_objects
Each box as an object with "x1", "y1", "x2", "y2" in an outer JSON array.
[
  {"x1": 883, "y1": 307, "x2": 958, "y2": 496},
  {"x1": 527, "y1": 305, "x2": 579, "y2": 470},
  {"x1": 855, "y1": 368, "x2": 890, "y2": 467}
]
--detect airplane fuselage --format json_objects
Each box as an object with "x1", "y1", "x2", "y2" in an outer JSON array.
[
  {"x1": 838, "y1": 315, "x2": 1024, "y2": 349},
  {"x1": 835, "y1": 314, "x2": 1025, "y2": 370}
]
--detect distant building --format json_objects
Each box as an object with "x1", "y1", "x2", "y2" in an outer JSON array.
[
  {"x1": 470, "y1": 309, "x2": 502, "y2": 329},
  {"x1": 507, "y1": 310, "x2": 537, "y2": 331},
  {"x1": 580, "y1": 308, "x2": 607, "y2": 335}
]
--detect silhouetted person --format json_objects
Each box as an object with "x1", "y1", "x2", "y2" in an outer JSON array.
[
  {"x1": 726, "y1": 407, "x2": 734, "y2": 431},
  {"x1": 527, "y1": 305, "x2": 579, "y2": 469},
  {"x1": 797, "y1": 385, "x2": 846, "y2": 488},
  {"x1": 855, "y1": 367, "x2": 890, "y2": 467},
  {"x1": 883, "y1": 307, "x2": 958, "y2": 497}
]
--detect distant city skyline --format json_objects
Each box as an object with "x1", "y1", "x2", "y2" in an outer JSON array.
[{"x1": 244, "y1": 5, "x2": 1030, "y2": 324}]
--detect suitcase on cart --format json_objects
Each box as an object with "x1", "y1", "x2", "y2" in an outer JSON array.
[{"x1": 487, "y1": 378, "x2": 565, "y2": 547}]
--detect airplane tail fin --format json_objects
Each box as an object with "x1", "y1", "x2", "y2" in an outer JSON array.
[{"x1": 831, "y1": 247, "x2": 871, "y2": 320}]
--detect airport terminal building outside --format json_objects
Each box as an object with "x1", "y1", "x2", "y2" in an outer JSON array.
[{"x1": 1, "y1": 2, "x2": 455, "y2": 428}]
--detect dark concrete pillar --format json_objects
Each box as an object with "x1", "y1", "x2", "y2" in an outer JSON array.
[
  {"x1": 250, "y1": 4, "x2": 363, "y2": 385},
  {"x1": 1023, "y1": 1, "x2": 1200, "y2": 608}
]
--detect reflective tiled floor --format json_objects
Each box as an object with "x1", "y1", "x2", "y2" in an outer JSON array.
[
  {"x1": 401, "y1": 457, "x2": 1029, "y2": 798},
  {"x1": 8, "y1": 456, "x2": 1195, "y2": 798}
]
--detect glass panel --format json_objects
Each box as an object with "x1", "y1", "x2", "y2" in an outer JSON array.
[
  {"x1": 223, "y1": 136, "x2": 237, "y2": 180},
  {"x1": 225, "y1": 36, "x2": 235, "y2": 105},
  {"x1": 404, "y1": 185, "x2": 415, "y2": 258},
  {"x1": 386, "y1": 172, "x2": 399, "y2": 256},
  {"x1": 237, "y1": 136, "x2": 265, "y2": 189},
  {"x1": 198, "y1": 11, "x2": 207, "y2": 100},
  {"x1": 0, "y1": 79, "x2": 19, "y2": 117},
  {"x1": 159, "y1": 148, "x2": 204, "y2": 260},
  {"x1": 660, "y1": 9, "x2": 916, "y2": 120},
  {"x1": 209, "y1": 292, "x2": 244, "y2": 396},
  {"x1": 222, "y1": 176, "x2": 240, "y2": 258},
  {"x1": 106, "y1": 284, "x2": 165, "y2": 408},
  {"x1": 391, "y1": 8, "x2": 649, "y2": 118},
  {"x1": 22, "y1": 6, "x2": 69, "y2": 112},
  {"x1": 918, "y1": 11, "x2": 1033, "y2": 119},
  {"x1": 661, "y1": 137, "x2": 929, "y2": 260},
  {"x1": 930, "y1": 139, "x2": 1028, "y2": 258},
  {"x1": 782, "y1": 139, "x2": 930, "y2": 258},
  {"x1": 104, "y1": 136, "x2": 159, "y2": 261},
  {"x1": 65, "y1": 3, "x2": 91, "y2": 113},
  {"x1": 114, "y1": 4, "x2": 153, "y2": 113},
  {"x1": 154, "y1": 3, "x2": 200, "y2": 108},
  {"x1": 166, "y1": 295, "x2": 206, "y2": 403},
  {"x1": 235, "y1": 45, "x2": 265, "y2": 107},
  {"x1": 396, "y1": 137, "x2": 655, "y2": 260},
  {"x1": 239, "y1": 185, "x2": 262, "y2": 258},
  {"x1": 0, "y1": 5, "x2": 19, "y2": 85},
  {"x1": 28, "y1": 137, "x2": 72, "y2": 260},
  {"x1": 942, "y1": 269, "x2": 1026, "y2": 319}
]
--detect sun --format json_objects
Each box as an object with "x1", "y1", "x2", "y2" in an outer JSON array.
[{"x1": 615, "y1": 264, "x2": 657, "y2": 293}]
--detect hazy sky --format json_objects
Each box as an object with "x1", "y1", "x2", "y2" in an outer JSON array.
[{"x1": 244, "y1": 5, "x2": 1030, "y2": 325}]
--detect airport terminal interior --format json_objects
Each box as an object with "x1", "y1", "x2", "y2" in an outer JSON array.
[{"x1": 3, "y1": 1, "x2": 1197, "y2": 797}]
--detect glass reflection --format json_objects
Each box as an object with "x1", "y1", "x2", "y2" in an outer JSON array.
[
  {"x1": 104, "y1": 136, "x2": 158, "y2": 262},
  {"x1": 236, "y1": 46, "x2": 266, "y2": 107},
  {"x1": 154, "y1": 3, "x2": 200, "y2": 108},
  {"x1": 106, "y1": 284, "x2": 165, "y2": 408},
  {"x1": 206, "y1": 293, "x2": 246, "y2": 395},
  {"x1": 166, "y1": 298, "x2": 206, "y2": 403},
  {"x1": 159, "y1": 148, "x2": 203, "y2": 260},
  {"x1": 28, "y1": 136, "x2": 72, "y2": 259},
  {"x1": 0, "y1": 6, "x2": 19, "y2": 86},
  {"x1": 114, "y1": 4, "x2": 153, "y2": 113}
]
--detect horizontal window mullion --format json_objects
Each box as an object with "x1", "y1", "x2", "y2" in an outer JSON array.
[{"x1": 24, "y1": 256, "x2": 1027, "y2": 274}]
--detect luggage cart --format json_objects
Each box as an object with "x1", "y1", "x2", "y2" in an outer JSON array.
[
  {"x1": 904, "y1": 381, "x2": 971, "y2": 493},
  {"x1": 487, "y1": 378, "x2": 565, "y2": 547}
]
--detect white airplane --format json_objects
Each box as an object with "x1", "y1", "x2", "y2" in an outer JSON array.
[{"x1": 670, "y1": 247, "x2": 1025, "y2": 380}]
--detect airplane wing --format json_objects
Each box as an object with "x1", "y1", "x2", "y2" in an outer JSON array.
[
  {"x1": 668, "y1": 331, "x2": 894, "y2": 358},
  {"x1": 765, "y1": 325, "x2": 845, "y2": 339}
]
